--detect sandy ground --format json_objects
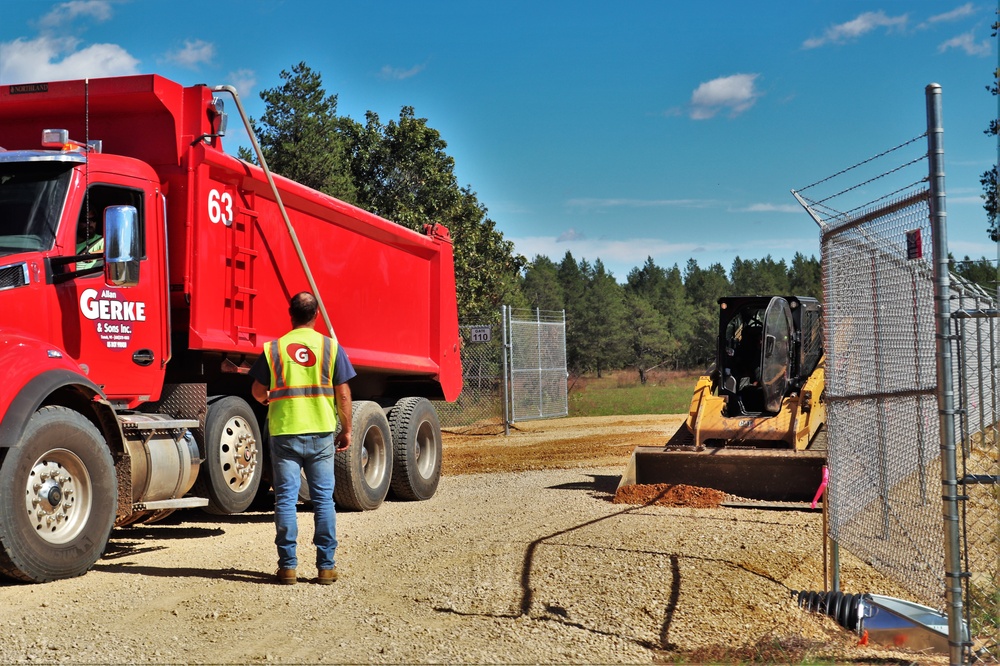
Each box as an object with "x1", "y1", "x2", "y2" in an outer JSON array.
[{"x1": 0, "y1": 414, "x2": 953, "y2": 664}]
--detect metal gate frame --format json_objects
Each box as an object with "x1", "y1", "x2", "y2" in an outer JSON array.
[{"x1": 502, "y1": 306, "x2": 568, "y2": 434}]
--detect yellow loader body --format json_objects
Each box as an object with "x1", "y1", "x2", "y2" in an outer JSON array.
[
  {"x1": 618, "y1": 296, "x2": 827, "y2": 503},
  {"x1": 686, "y1": 356, "x2": 825, "y2": 451}
]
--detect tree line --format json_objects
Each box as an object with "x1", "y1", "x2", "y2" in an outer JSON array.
[
  {"x1": 519, "y1": 253, "x2": 823, "y2": 380},
  {"x1": 246, "y1": 62, "x2": 998, "y2": 381}
]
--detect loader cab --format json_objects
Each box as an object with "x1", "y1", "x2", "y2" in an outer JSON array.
[{"x1": 717, "y1": 296, "x2": 822, "y2": 417}]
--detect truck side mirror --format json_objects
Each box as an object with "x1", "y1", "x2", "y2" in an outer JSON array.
[{"x1": 104, "y1": 205, "x2": 140, "y2": 287}]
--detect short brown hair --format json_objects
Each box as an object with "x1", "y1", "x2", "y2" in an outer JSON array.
[{"x1": 289, "y1": 292, "x2": 318, "y2": 327}]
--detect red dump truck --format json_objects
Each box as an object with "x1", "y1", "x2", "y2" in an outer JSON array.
[{"x1": 0, "y1": 74, "x2": 462, "y2": 582}]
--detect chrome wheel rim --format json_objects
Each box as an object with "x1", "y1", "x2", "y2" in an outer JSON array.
[
  {"x1": 217, "y1": 415, "x2": 258, "y2": 494},
  {"x1": 24, "y1": 449, "x2": 92, "y2": 544}
]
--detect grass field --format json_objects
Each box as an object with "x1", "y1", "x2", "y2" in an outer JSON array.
[{"x1": 568, "y1": 369, "x2": 703, "y2": 417}]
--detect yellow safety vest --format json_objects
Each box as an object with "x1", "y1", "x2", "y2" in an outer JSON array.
[{"x1": 263, "y1": 328, "x2": 340, "y2": 436}]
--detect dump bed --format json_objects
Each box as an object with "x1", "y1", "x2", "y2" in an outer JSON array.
[
  {"x1": 186, "y1": 144, "x2": 463, "y2": 401},
  {"x1": 0, "y1": 75, "x2": 461, "y2": 402}
]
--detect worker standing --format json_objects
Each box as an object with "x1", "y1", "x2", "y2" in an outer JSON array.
[{"x1": 250, "y1": 292, "x2": 355, "y2": 585}]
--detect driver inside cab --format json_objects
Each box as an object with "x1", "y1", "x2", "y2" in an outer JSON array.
[{"x1": 76, "y1": 206, "x2": 104, "y2": 270}]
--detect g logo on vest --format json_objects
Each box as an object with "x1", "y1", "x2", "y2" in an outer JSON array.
[{"x1": 287, "y1": 343, "x2": 317, "y2": 367}]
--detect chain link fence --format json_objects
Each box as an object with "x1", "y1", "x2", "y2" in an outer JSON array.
[
  {"x1": 950, "y1": 278, "x2": 1000, "y2": 660},
  {"x1": 435, "y1": 309, "x2": 568, "y2": 434},
  {"x1": 435, "y1": 324, "x2": 505, "y2": 433},
  {"x1": 793, "y1": 85, "x2": 997, "y2": 663}
]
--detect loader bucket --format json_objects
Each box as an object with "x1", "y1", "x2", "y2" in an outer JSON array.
[{"x1": 618, "y1": 445, "x2": 826, "y2": 503}]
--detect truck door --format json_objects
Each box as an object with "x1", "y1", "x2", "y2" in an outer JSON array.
[
  {"x1": 760, "y1": 297, "x2": 793, "y2": 413},
  {"x1": 57, "y1": 180, "x2": 167, "y2": 405}
]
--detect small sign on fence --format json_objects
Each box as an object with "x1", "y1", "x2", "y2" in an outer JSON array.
[
  {"x1": 469, "y1": 326, "x2": 492, "y2": 343},
  {"x1": 905, "y1": 228, "x2": 922, "y2": 259}
]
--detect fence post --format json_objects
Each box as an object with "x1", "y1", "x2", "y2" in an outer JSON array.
[
  {"x1": 502, "y1": 305, "x2": 510, "y2": 437},
  {"x1": 927, "y1": 82, "x2": 966, "y2": 665}
]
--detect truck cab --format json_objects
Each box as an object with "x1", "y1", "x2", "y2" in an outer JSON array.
[{"x1": 0, "y1": 147, "x2": 169, "y2": 407}]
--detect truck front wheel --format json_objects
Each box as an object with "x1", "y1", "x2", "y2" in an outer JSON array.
[
  {"x1": 0, "y1": 406, "x2": 116, "y2": 582},
  {"x1": 196, "y1": 396, "x2": 264, "y2": 515},
  {"x1": 334, "y1": 401, "x2": 392, "y2": 511}
]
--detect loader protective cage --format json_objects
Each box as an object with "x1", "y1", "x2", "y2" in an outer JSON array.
[{"x1": 793, "y1": 84, "x2": 998, "y2": 664}]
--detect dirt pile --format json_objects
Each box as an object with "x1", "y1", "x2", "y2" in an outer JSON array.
[{"x1": 613, "y1": 482, "x2": 726, "y2": 508}]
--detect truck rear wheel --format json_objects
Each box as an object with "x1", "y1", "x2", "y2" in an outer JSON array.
[
  {"x1": 334, "y1": 401, "x2": 392, "y2": 511},
  {"x1": 388, "y1": 397, "x2": 442, "y2": 501},
  {"x1": 196, "y1": 396, "x2": 263, "y2": 515},
  {"x1": 0, "y1": 406, "x2": 116, "y2": 582}
]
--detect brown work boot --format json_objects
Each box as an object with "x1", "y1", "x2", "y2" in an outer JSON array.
[
  {"x1": 276, "y1": 568, "x2": 297, "y2": 585},
  {"x1": 316, "y1": 568, "x2": 338, "y2": 585}
]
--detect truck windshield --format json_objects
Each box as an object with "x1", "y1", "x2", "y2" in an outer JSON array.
[{"x1": 0, "y1": 161, "x2": 73, "y2": 258}]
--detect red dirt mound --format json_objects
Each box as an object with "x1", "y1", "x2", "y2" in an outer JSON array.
[{"x1": 613, "y1": 483, "x2": 726, "y2": 508}]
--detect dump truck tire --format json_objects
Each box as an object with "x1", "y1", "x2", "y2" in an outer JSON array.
[
  {"x1": 0, "y1": 406, "x2": 116, "y2": 582},
  {"x1": 196, "y1": 396, "x2": 264, "y2": 515},
  {"x1": 388, "y1": 397, "x2": 442, "y2": 501},
  {"x1": 334, "y1": 401, "x2": 392, "y2": 511}
]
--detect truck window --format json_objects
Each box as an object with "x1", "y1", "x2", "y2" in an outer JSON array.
[
  {"x1": 76, "y1": 185, "x2": 144, "y2": 270},
  {"x1": 0, "y1": 161, "x2": 72, "y2": 257}
]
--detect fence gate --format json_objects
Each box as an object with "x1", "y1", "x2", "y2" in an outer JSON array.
[
  {"x1": 504, "y1": 307, "x2": 568, "y2": 428},
  {"x1": 793, "y1": 84, "x2": 998, "y2": 664}
]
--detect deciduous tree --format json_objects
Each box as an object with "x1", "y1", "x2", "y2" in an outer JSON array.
[{"x1": 343, "y1": 107, "x2": 524, "y2": 323}]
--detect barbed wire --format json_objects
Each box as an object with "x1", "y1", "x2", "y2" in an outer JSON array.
[
  {"x1": 812, "y1": 155, "x2": 928, "y2": 210},
  {"x1": 795, "y1": 132, "x2": 928, "y2": 194},
  {"x1": 832, "y1": 178, "x2": 929, "y2": 223}
]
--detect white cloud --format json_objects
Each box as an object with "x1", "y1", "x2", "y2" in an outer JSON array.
[
  {"x1": 166, "y1": 39, "x2": 215, "y2": 69},
  {"x1": 949, "y1": 194, "x2": 987, "y2": 205},
  {"x1": 377, "y1": 63, "x2": 426, "y2": 81},
  {"x1": 0, "y1": 0, "x2": 139, "y2": 85},
  {"x1": 923, "y1": 3, "x2": 977, "y2": 27},
  {"x1": 947, "y1": 238, "x2": 997, "y2": 259},
  {"x1": 0, "y1": 35, "x2": 139, "y2": 84},
  {"x1": 226, "y1": 68, "x2": 257, "y2": 99},
  {"x1": 37, "y1": 0, "x2": 113, "y2": 30},
  {"x1": 567, "y1": 197, "x2": 715, "y2": 209},
  {"x1": 739, "y1": 203, "x2": 802, "y2": 214},
  {"x1": 511, "y1": 234, "x2": 705, "y2": 277},
  {"x1": 688, "y1": 73, "x2": 761, "y2": 120},
  {"x1": 938, "y1": 31, "x2": 992, "y2": 56},
  {"x1": 509, "y1": 234, "x2": 821, "y2": 280},
  {"x1": 803, "y1": 11, "x2": 908, "y2": 49},
  {"x1": 556, "y1": 228, "x2": 586, "y2": 242}
]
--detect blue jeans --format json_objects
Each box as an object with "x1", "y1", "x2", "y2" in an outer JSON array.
[{"x1": 269, "y1": 432, "x2": 337, "y2": 570}]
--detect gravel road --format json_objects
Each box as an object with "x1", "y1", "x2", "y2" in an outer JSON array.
[{"x1": 0, "y1": 416, "x2": 947, "y2": 664}]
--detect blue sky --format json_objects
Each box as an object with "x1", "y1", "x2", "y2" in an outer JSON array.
[{"x1": 1, "y1": 0, "x2": 997, "y2": 281}]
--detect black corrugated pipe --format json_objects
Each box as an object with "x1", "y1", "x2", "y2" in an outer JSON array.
[
  {"x1": 793, "y1": 590, "x2": 862, "y2": 633},
  {"x1": 794, "y1": 589, "x2": 963, "y2": 656}
]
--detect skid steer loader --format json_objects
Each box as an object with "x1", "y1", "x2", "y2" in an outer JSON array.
[{"x1": 619, "y1": 295, "x2": 827, "y2": 502}]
